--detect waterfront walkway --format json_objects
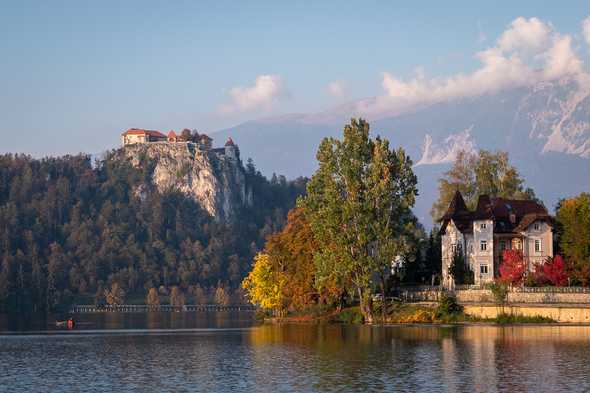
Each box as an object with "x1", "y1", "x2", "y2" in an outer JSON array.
[{"x1": 70, "y1": 304, "x2": 256, "y2": 313}]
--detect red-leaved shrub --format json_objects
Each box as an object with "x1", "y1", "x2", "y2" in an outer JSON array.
[
  {"x1": 499, "y1": 250, "x2": 526, "y2": 285},
  {"x1": 542, "y1": 255, "x2": 568, "y2": 286}
]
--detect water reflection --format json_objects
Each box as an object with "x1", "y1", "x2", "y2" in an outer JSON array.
[{"x1": 1, "y1": 317, "x2": 590, "y2": 392}]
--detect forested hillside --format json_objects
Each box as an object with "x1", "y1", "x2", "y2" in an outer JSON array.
[{"x1": 0, "y1": 152, "x2": 306, "y2": 312}]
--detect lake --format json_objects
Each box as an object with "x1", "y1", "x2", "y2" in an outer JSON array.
[{"x1": 1, "y1": 313, "x2": 590, "y2": 392}]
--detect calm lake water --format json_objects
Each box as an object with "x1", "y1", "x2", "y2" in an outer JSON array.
[{"x1": 1, "y1": 313, "x2": 590, "y2": 392}]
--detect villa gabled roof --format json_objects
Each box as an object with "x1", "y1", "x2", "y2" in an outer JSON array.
[
  {"x1": 440, "y1": 190, "x2": 472, "y2": 233},
  {"x1": 440, "y1": 190, "x2": 552, "y2": 235}
]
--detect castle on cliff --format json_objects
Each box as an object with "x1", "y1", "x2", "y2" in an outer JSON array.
[{"x1": 121, "y1": 128, "x2": 239, "y2": 160}]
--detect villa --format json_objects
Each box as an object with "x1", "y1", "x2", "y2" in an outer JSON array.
[{"x1": 440, "y1": 191, "x2": 553, "y2": 287}]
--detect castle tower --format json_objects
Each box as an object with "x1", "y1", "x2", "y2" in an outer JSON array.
[{"x1": 224, "y1": 137, "x2": 239, "y2": 160}]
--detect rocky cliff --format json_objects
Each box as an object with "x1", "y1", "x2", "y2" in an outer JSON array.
[{"x1": 120, "y1": 142, "x2": 251, "y2": 220}]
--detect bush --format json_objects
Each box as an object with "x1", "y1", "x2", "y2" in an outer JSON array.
[
  {"x1": 488, "y1": 281, "x2": 509, "y2": 304},
  {"x1": 334, "y1": 307, "x2": 364, "y2": 324},
  {"x1": 437, "y1": 293, "x2": 462, "y2": 316},
  {"x1": 494, "y1": 313, "x2": 555, "y2": 324}
]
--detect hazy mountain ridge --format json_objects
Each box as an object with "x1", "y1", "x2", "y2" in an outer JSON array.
[{"x1": 214, "y1": 78, "x2": 590, "y2": 225}]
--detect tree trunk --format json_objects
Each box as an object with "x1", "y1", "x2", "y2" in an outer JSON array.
[
  {"x1": 380, "y1": 275, "x2": 387, "y2": 324},
  {"x1": 358, "y1": 287, "x2": 373, "y2": 324}
]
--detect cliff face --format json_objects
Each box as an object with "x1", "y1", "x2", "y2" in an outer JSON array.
[{"x1": 121, "y1": 143, "x2": 251, "y2": 220}]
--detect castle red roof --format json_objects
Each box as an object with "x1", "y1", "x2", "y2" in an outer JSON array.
[
  {"x1": 168, "y1": 130, "x2": 177, "y2": 138},
  {"x1": 225, "y1": 137, "x2": 235, "y2": 147},
  {"x1": 123, "y1": 128, "x2": 167, "y2": 138}
]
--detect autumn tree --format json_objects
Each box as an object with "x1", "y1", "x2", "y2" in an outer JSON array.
[
  {"x1": 169, "y1": 286, "x2": 185, "y2": 306},
  {"x1": 242, "y1": 253, "x2": 285, "y2": 316},
  {"x1": 146, "y1": 287, "x2": 160, "y2": 308},
  {"x1": 300, "y1": 119, "x2": 418, "y2": 322},
  {"x1": 214, "y1": 284, "x2": 230, "y2": 306},
  {"x1": 263, "y1": 208, "x2": 337, "y2": 311},
  {"x1": 432, "y1": 150, "x2": 536, "y2": 221},
  {"x1": 104, "y1": 282, "x2": 126, "y2": 305}
]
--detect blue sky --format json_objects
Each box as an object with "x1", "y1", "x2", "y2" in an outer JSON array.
[{"x1": 2, "y1": 1, "x2": 590, "y2": 156}]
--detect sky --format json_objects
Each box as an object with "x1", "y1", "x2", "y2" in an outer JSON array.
[{"x1": 2, "y1": 1, "x2": 590, "y2": 156}]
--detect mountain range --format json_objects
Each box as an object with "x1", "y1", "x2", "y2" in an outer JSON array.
[{"x1": 213, "y1": 78, "x2": 590, "y2": 227}]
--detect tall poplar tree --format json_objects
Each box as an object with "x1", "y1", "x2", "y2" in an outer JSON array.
[
  {"x1": 300, "y1": 119, "x2": 418, "y2": 322},
  {"x1": 431, "y1": 150, "x2": 536, "y2": 221}
]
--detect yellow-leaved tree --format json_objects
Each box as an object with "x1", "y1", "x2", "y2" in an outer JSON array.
[{"x1": 242, "y1": 253, "x2": 286, "y2": 316}]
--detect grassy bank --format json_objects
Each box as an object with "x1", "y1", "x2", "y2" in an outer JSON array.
[{"x1": 266, "y1": 297, "x2": 557, "y2": 325}]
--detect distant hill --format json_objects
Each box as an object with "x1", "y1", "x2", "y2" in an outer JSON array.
[{"x1": 214, "y1": 78, "x2": 590, "y2": 226}]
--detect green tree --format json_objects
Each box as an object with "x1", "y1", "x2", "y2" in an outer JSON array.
[
  {"x1": 431, "y1": 150, "x2": 536, "y2": 221},
  {"x1": 300, "y1": 119, "x2": 418, "y2": 322},
  {"x1": 556, "y1": 193, "x2": 590, "y2": 284},
  {"x1": 449, "y1": 249, "x2": 473, "y2": 285}
]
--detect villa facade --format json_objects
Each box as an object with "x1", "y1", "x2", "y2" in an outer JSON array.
[{"x1": 440, "y1": 191, "x2": 553, "y2": 288}]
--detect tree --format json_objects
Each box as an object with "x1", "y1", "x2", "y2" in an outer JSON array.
[
  {"x1": 499, "y1": 250, "x2": 526, "y2": 285},
  {"x1": 300, "y1": 119, "x2": 418, "y2": 322},
  {"x1": 432, "y1": 150, "x2": 536, "y2": 221},
  {"x1": 146, "y1": 287, "x2": 160, "y2": 308},
  {"x1": 263, "y1": 208, "x2": 328, "y2": 311},
  {"x1": 556, "y1": 193, "x2": 590, "y2": 284},
  {"x1": 242, "y1": 253, "x2": 285, "y2": 316},
  {"x1": 448, "y1": 249, "x2": 473, "y2": 285},
  {"x1": 214, "y1": 284, "x2": 230, "y2": 306},
  {"x1": 169, "y1": 286, "x2": 185, "y2": 306},
  {"x1": 104, "y1": 282, "x2": 126, "y2": 305},
  {"x1": 423, "y1": 227, "x2": 442, "y2": 284}
]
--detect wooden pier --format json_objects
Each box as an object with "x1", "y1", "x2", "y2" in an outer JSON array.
[{"x1": 70, "y1": 304, "x2": 256, "y2": 313}]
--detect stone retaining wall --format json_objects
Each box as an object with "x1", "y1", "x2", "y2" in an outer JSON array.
[
  {"x1": 400, "y1": 286, "x2": 590, "y2": 304},
  {"x1": 463, "y1": 304, "x2": 590, "y2": 323}
]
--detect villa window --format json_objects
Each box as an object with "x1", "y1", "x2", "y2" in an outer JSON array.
[
  {"x1": 480, "y1": 265, "x2": 489, "y2": 275},
  {"x1": 480, "y1": 240, "x2": 487, "y2": 251},
  {"x1": 513, "y1": 239, "x2": 522, "y2": 250},
  {"x1": 535, "y1": 239, "x2": 542, "y2": 253},
  {"x1": 500, "y1": 240, "x2": 506, "y2": 251},
  {"x1": 480, "y1": 223, "x2": 486, "y2": 229},
  {"x1": 534, "y1": 223, "x2": 540, "y2": 231}
]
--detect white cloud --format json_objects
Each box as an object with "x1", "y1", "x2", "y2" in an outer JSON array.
[
  {"x1": 359, "y1": 16, "x2": 588, "y2": 118},
  {"x1": 583, "y1": 16, "x2": 590, "y2": 47},
  {"x1": 326, "y1": 81, "x2": 347, "y2": 98},
  {"x1": 497, "y1": 17, "x2": 551, "y2": 53},
  {"x1": 218, "y1": 74, "x2": 285, "y2": 114}
]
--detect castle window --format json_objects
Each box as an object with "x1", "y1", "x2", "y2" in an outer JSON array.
[
  {"x1": 480, "y1": 265, "x2": 489, "y2": 275},
  {"x1": 480, "y1": 240, "x2": 487, "y2": 251},
  {"x1": 534, "y1": 223, "x2": 540, "y2": 231},
  {"x1": 480, "y1": 223, "x2": 487, "y2": 229},
  {"x1": 500, "y1": 240, "x2": 506, "y2": 251}
]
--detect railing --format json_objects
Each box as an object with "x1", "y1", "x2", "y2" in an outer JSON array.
[
  {"x1": 514, "y1": 286, "x2": 590, "y2": 293},
  {"x1": 70, "y1": 304, "x2": 256, "y2": 313},
  {"x1": 455, "y1": 284, "x2": 487, "y2": 290}
]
